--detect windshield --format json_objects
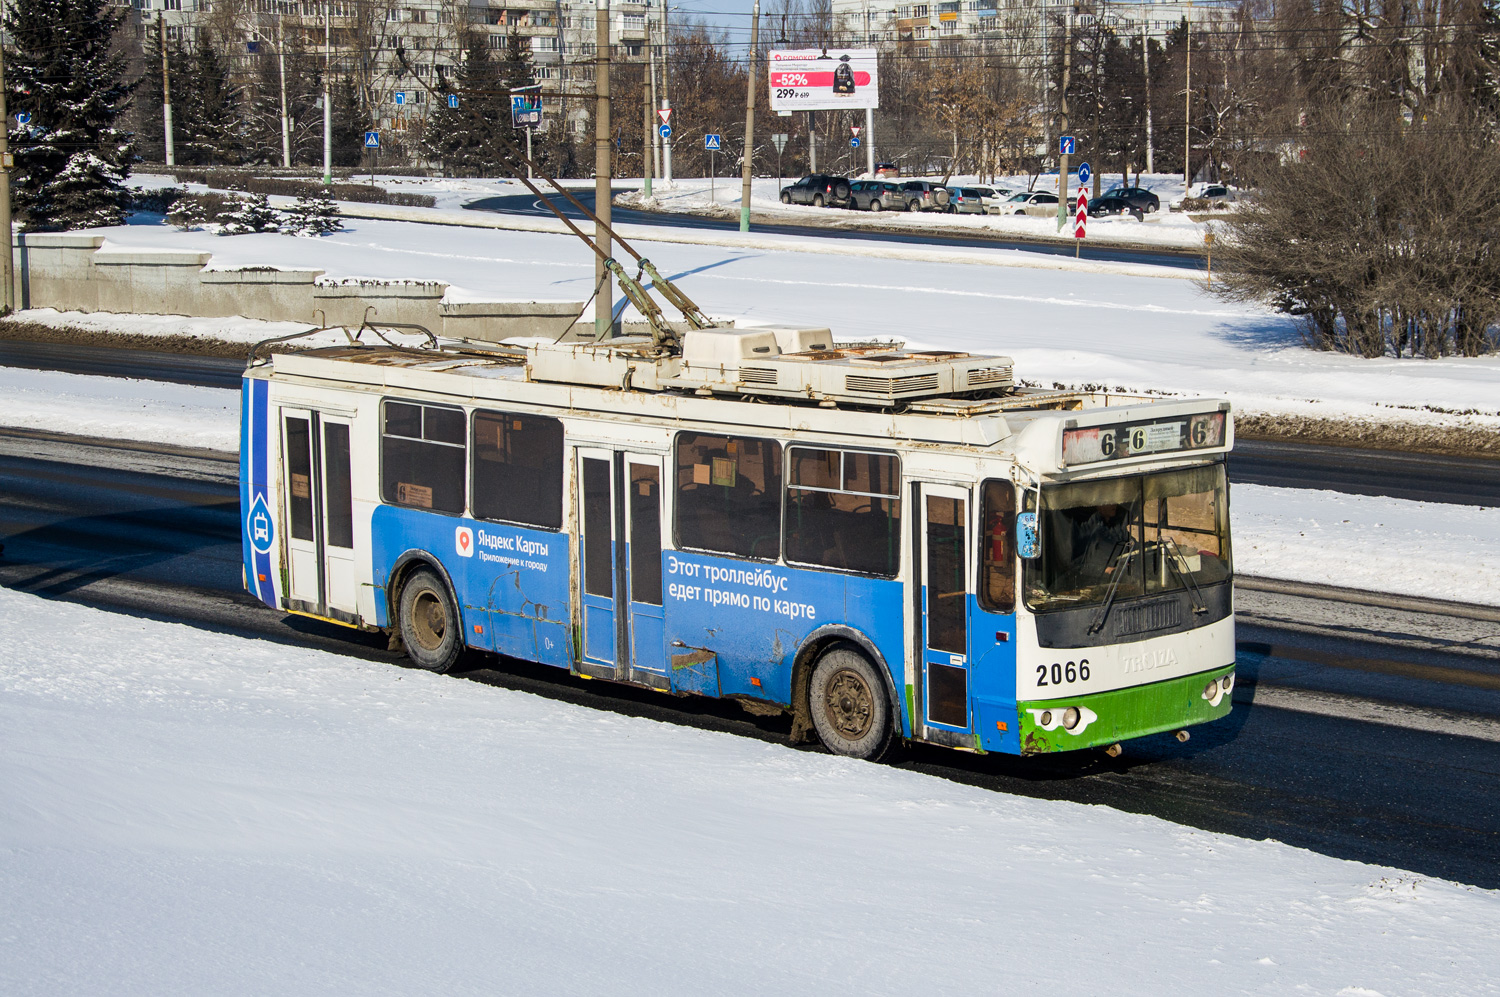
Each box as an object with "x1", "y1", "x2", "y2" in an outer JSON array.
[{"x1": 1024, "y1": 464, "x2": 1230, "y2": 612}]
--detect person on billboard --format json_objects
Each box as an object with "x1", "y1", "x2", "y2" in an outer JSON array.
[{"x1": 833, "y1": 53, "x2": 856, "y2": 94}]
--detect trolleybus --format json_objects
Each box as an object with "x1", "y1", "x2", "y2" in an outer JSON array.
[{"x1": 241, "y1": 324, "x2": 1235, "y2": 759}]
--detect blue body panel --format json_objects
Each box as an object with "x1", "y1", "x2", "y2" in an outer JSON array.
[
  {"x1": 662, "y1": 551, "x2": 906, "y2": 724},
  {"x1": 241, "y1": 377, "x2": 277, "y2": 610},
  {"x1": 370, "y1": 506, "x2": 574, "y2": 668},
  {"x1": 970, "y1": 595, "x2": 1021, "y2": 754}
]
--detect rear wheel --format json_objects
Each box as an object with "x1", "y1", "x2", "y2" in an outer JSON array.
[
  {"x1": 780, "y1": 191, "x2": 792, "y2": 204},
  {"x1": 870, "y1": 199, "x2": 883, "y2": 212},
  {"x1": 398, "y1": 568, "x2": 463, "y2": 673},
  {"x1": 809, "y1": 644, "x2": 896, "y2": 761},
  {"x1": 1147, "y1": 202, "x2": 1158, "y2": 213},
  {"x1": 909, "y1": 200, "x2": 921, "y2": 212}
]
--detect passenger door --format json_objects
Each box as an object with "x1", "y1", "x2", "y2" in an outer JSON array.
[
  {"x1": 575, "y1": 448, "x2": 668, "y2": 680},
  {"x1": 280, "y1": 409, "x2": 357, "y2": 619},
  {"x1": 918, "y1": 485, "x2": 973, "y2": 735}
]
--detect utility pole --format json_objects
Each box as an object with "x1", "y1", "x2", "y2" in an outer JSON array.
[
  {"x1": 739, "y1": 0, "x2": 759, "y2": 232},
  {"x1": 158, "y1": 14, "x2": 175, "y2": 167},
  {"x1": 807, "y1": 111, "x2": 816, "y2": 172},
  {"x1": 594, "y1": 0, "x2": 613, "y2": 340},
  {"x1": 648, "y1": 6, "x2": 660, "y2": 183},
  {"x1": 643, "y1": 65, "x2": 654, "y2": 197},
  {"x1": 660, "y1": 0, "x2": 672, "y2": 183},
  {"x1": 1184, "y1": 0, "x2": 1192, "y2": 190},
  {"x1": 1056, "y1": 4, "x2": 1072, "y2": 230},
  {"x1": 0, "y1": 30, "x2": 13, "y2": 315},
  {"x1": 278, "y1": 17, "x2": 291, "y2": 168},
  {"x1": 1142, "y1": 22, "x2": 1152, "y2": 176},
  {"x1": 323, "y1": 1, "x2": 332, "y2": 185}
]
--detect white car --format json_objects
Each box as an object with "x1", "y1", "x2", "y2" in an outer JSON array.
[
  {"x1": 1170, "y1": 183, "x2": 1238, "y2": 210},
  {"x1": 1003, "y1": 190, "x2": 1060, "y2": 217}
]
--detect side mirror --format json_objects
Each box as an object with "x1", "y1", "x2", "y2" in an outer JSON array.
[{"x1": 1017, "y1": 512, "x2": 1039, "y2": 559}]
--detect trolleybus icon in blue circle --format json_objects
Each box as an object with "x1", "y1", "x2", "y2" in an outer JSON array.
[{"x1": 247, "y1": 493, "x2": 275, "y2": 554}]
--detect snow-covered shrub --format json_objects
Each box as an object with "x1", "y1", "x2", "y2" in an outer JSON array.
[
  {"x1": 218, "y1": 193, "x2": 282, "y2": 235},
  {"x1": 281, "y1": 189, "x2": 343, "y2": 236}
]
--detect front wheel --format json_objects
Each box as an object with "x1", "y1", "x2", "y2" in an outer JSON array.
[
  {"x1": 780, "y1": 191, "x2": 792, "y2": 204},
  {"x1": 813, "y1": 193, "x2": 825, "y2": 207},
  {"x1": 398, "y1": 568, "x2": 463, "y2": 673},
  {"x1": 809, "y1": 644, "x2": 896, "y2": 761}
]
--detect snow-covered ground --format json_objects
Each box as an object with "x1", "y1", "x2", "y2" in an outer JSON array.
[
  {"x1": 2, "y1": 584, "x2": 1497, "y2": 996},
  {"x1": 43, "y1": 210, "x2": 1500, "y2": 433},
  {"x1": 3, "y1": 365, "x2": 1497, "y2": 606}
]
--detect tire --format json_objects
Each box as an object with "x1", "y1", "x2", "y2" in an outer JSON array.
[
  {"x1": 909, "y1": 200, "x2": 921, "y2": 212},
  {"x1": 1147, "y1": 202, "x2": 1158, "y2": 213},
  {"x1": 813, "y1": 193, "x2": 825, "y2": 207},
  {"x1": 833, "y1": 181, "x2": 851, "y2": 200},
  {"x1": 780, "y1": 191, "x2": 791, "y2": 204},
  {"x1": 809, "y1": 643, "x2": 896, "y2": 761},
  {"x1": 398, "y1": 567, "x2": 463, "y2": 673},
  {"x1": 870, "y1": 199, "x2": 883, "y2": 212}
]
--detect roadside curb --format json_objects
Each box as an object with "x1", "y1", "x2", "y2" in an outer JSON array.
[{"x1": 1236, "y1": 576, "x2": 1500, "y2": 623}]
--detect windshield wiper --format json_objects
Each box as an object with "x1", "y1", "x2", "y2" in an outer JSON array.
[
  {"x1": 1087, "y1": 540, "x2": 1140, "y2": 635},
  {"x1": 1160, "y1": 539, "x2": 1209, "y2": 615}
]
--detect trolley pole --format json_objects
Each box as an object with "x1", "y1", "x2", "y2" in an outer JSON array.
[
  {"x1": 0, "y1": 31, "x2": 13, "y2": 315},
  {"x1": 739, "y1": 0, "x2": 759, "y2": 232},
  {"x1": 158, "y1": 14, "x2": 175, "y2": 167},
  {"x1": 594, "y1": 0, "x2": 613, "y2": 340}
]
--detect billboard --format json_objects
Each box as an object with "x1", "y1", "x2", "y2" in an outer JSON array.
[
  {"x1": 510, "y1": 86, "x2": 542, "y2": 128},
  {"x1": 768, "y1": 48, "x2": 879, "y2": 111}
]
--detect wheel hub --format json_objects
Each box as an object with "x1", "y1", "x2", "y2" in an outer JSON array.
[
  {"x1": 411, "y1": 590, "x2": 447, "y2": 650},
  {"x1": 824, "y1": 669, "x2": 873, "y2": 740}
]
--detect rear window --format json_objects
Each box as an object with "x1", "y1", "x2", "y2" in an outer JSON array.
[{"x1": 962, "y1": 188, "x2": 982, "y2": 197}]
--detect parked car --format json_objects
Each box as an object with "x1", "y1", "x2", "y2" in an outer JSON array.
[
  {"x1": 873, "y1": 162, "x2": 900, "y2": 178},
  {"x1": 945, "y1": 187, "x2": 989, "y2": 215},
  {"x1": 901, "y1": 180, "x2": 951, "y2": 211},
  {"x1": 1098, "y1": 184, "x2": 1160, "y2": 213},
  {"x1": 1002, "y1": 190, "x2": 1060, "y2": 216},
  {"x1": 1088, "y1": 194, "x2": 1142, "y2": 218},
  {"x1": 848, "y1": 180, "x2": 909, "y2": 212},
  {"x1": 780, "y1": 174, "x2": 852, "y2": 208},
  {"x1": 1169, "y1": 183, "x2": 1238, "y2": 210}
]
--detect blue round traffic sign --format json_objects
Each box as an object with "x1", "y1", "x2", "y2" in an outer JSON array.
[
  {"x1": 15, "y1": 112, "x2": 31, "y2": 125},
  {"x1": 1077, "y1": 161, "x2": 1091, "y2": 186},
  {"x1": 851, "y1": 137, "x2": 860, "y2": 148},
  {"x1": 659, "y1": 124, "x2": 672, "y2": 139}
]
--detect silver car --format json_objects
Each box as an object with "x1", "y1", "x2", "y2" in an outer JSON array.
[
  {"x1": 848, "y1": 180, "x2": 909, "y2": 212},
  {"x1": 945, "y1": 187, "x2": 989, "y2": 215}
]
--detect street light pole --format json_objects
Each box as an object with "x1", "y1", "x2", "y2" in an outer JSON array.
[
  {"x1": 158, "y1": 14, "x2": 175, "y2": 167},
  {"x1": 0, "y1": 30, "x2": 13, "y2": 315},
  {"x1": 323, "y1": 1, "x2": 332, "y2": 185},
  {"x1": 278, "y1": 17, "x2": 291, "y2": 168},
  {"x1": 594, "y1": 0, "x2": 613, "y2": 340},
  {"x1": 660, "y1": 1, "x2": 672, "y2": 183}
]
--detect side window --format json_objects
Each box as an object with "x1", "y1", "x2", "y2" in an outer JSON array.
[
  {"x1": 980, "y1": 479, "x2": 1017, "y2": 613},
  {"x1": 785, "y1": 447, "x2": 901, "y2": 576},
  {"x1": 380, "y1": 400, "x2": 466, "y2": 514},
  {"x1": 471, "y1": 410, "x2": 564, "y2": 530},
  {"x1": 674, "y1": 432, "x2": 782, "y2": 559}
]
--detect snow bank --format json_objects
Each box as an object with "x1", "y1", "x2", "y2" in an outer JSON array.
[
  {"x1": 0, "y1": 366, "x2": 238, "y2": 451},
  {"x1": 2, "y1": 585, "x2": 1497, "y2": 996}
]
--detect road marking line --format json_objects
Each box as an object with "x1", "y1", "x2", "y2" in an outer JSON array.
[{"x1": 1238, "y1": 684, "x2": 1500, "y2": 744}]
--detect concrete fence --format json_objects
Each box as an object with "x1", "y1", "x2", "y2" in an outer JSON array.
[{"x1": 12, "y1": 233, "x2": 583, "y2": 341}]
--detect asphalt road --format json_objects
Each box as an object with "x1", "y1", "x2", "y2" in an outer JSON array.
[
  {"x1": 2, "y1": 433, "x2": 1498, "y2": 888},
  {"x1": 462, "y1": 190, "x2": 1206, "y2": 271},
  {"x1": 4, "y1": 340, "x2": 1497, "y2": 507}
]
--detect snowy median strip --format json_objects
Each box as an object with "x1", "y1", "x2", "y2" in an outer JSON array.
[
  {"x1": 1, "y1": 583, "x2": 1498, "y2": 995},
  {"x1": 0, "y1": 366, "x2": 240, "y2": 452}
]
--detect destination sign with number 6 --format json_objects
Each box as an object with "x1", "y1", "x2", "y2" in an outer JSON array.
[{"x1": 1061, "y1": 411, "x2": 1227, "y2": 466}]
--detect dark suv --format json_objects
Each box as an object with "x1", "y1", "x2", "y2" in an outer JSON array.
[
  {"x1": 1098, "y1": 185, "x2": 1160, "y2": 213},
  {"x1": 900, "y1": 180, "x2": 951, "y2": 212},
  {"x1": 780, "y1": 174, "x2": 852, "y2": 208}
]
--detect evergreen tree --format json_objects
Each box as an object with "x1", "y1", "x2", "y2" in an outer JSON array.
[
  {"x1": 282, "y1": 189, "x2": 342, "y2": 236},
  {"x1": 4, "y1": 0, "x2": 134, "y2": 230},
  {"x1": 420, "y1": 31, "x2": 514, "y2": 176},
  {"x1": 178, "y1": 42, "x2": 242, "y2": 166},
  {"x1": 330, "y1": 75, "x2": 368, "y2": 168},
  {"x1": 134, "y1": 33, "x2": 192, "y2": 165},
  {"x1": 219, "y1": 193, "x2": 281, "y2": 235}
]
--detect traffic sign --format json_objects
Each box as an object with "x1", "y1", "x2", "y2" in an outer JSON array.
[
  {"x1": 1077, "y1": 161, "x2": 1091, "y2": 186},
  {"x1": 1059, "y1": 134, "x2": 1075, "y2": 155},
  {"x1": 1075, "y1": 189, "x2": 1088, "y2": 239},
  {"x1": 394, "y1": 91, "x2": 406, "y2": 106},
  {"x1": 771, "y1": 133, "x2": 789, "y2": 153},
  {"x1": 657, "y1": 108, "x2": 672, "y2": 125},
  {"x1": 705, "y1": 133, "x2": 721, "y2": 151},
  {"x1": 447, "y1": 93, "x2": 459, "y2": 108},
  {"x1": 15, "y1": 112, "x2": 30, "y2": 125},
  {"x1": 851, "y1": 125, "x2": 862, "y2": 136},
  {"x1": 851, "y1": 137, "x2": 860, "y2": 148},
  {"x1": 659, "y1": 124, "x2": 672, "y2": 139},
  {"x1": 364, "y1": 131, "x2": 380, "y2": 149}
]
